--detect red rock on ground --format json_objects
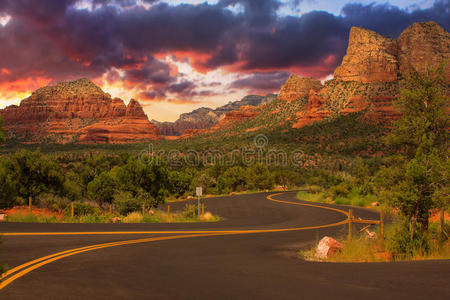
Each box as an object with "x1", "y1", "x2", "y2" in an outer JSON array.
[{"x1": 315, "y1": 236, "x2": 343, "y2": 259}]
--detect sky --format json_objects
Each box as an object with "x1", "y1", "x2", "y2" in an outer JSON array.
[{"x1": 0, "y1": 0, "x2": 448, "y2": 121}]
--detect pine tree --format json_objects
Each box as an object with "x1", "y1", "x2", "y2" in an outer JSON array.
[{"x1": 385, "y1": 64, "x2": 449, "y2": 238}]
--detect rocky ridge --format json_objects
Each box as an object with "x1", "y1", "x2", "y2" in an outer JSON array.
[{"x1": 155, "y1": 94, "x2": 276, "y2": 136}]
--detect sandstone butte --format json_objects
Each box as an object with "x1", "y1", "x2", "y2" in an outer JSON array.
[
  {"x1": 293, "y1": 21, "x2": 450, "y2": 128},
  {"x1": 0, "y1": 78, "x2": 160, "y2": 144}
]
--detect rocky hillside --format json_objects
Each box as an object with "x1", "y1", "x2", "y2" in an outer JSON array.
[
  {"x1": 154, "y1": 94, "x2": 276, "y2": 136},
  {"x1": 183, "y1": 21, "x2": 449, "y2": 142},
  {"x1": 0, "y1": 78, "x2": 160, "y2": 144}
]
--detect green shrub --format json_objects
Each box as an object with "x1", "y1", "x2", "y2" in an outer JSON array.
[
  {"x1": 329, "y1": 182, "x2": 350, "y2": 197},
  {"x1": 387, "y1": 220, "x2": 430, "y2": 258},
  {"x1": 64, "y1": 201, "x2": 99, "y2": 217},
  {"x1": 113, "y1": 191, "x2": 142, "y2": 215},
  {"x1": 183, "y1": 204, "x2": 197, "y2": 218}
]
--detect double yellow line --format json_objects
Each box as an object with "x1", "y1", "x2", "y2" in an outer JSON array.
[{"x1": 0, "y1": 192, "x2": 350, "y2": 290}]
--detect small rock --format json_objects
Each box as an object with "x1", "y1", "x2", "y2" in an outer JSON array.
[
  {"x1": 0, "y1": 214, "x2": 7, "y2": 222},
  {"x1": 315, "y1": 236, "x2": 343, "y2": 260},
  {"x1": 371, "y1": 201, "x2": 380, "y2": 207},
  {"x1": 186, "y1": 196, "x2": 194, "y2": 200},
  {"x1": 229, "y1": 192, "x2": 235, "y2": 196},
  {"x1": 148, "y1": 209, "x2": 155, "y2": 215},
  {"x1": 111, "y1": 217, "x2": 122, "y2": 223}
]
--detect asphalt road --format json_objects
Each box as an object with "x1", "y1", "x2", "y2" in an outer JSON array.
[{"x1": 0, "y1": 191, "x2": 449, "y2": 299}]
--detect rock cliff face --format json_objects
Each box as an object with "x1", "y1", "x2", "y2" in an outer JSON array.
[
  {"x1": 277, "y1": 75, "x2": 322, "y2": 101},
  {"x1": 334, "y1": 27, "x2": 399, "y2": 83},
  {"x1": 292, "y1": 21, "x2": 449, "y2": 129},
  {"x1": 398, "y1": 22, "x2": 450, "y2": 82},
  {"x1": 334, "y1": 21, "x2": 450, "y2": 83},
  {"x1": 0, "y1": 78, "x2": 160, "y2": 143},
  {"x1": 155, "y1": 94, "x2": 276, "y2": 136}
]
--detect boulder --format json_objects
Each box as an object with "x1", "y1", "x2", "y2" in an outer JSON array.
[{"x1": 315, "y1": 236, "x2": 343, "y2": 259}]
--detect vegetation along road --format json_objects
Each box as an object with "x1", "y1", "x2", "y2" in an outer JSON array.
[{"x1": 1, "y1": 192, "x2": 449, "y2": 299}]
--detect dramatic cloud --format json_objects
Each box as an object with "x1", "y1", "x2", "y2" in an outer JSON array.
[
  {"x1": 0, "y1": 0, "x2": 449, "y2": 120},
  {"x1": 230, "y1": 71, "x2": 290, "y2": 92}
]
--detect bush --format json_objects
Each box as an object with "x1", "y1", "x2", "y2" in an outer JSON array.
[
  {"x1": 183, "y1": 204, "x2": 197, "y2": 218},
  {"x1": 113, "y1": 191, "x2": 142, "y2": 215},
  {"x1": 64, "y1": 201, "x2": 99, "y2": 217},
  {"x1": 329, "y1": 182, "x2": 350, "y2": 197},
  {"x1": 43, "y1": 196, "x2": 68, "y2": 211},
  {"x1": 387, "y1": 220, "x2": 430, "y2": 258}
]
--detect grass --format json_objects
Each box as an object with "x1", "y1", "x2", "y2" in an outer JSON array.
[
  {"x1": 300, "y1": 222, "x2": 450, "y2": 263},
  {"x1": 5, "y1": 208, "x2": 220, "y2": 224},
  {"x1": 297, "y1": 188, "x2": 377, "y2": 208}
]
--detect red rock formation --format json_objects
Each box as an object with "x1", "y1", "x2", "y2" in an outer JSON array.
[
  {"x1": 293, "y1": 22, "x2": 449, "y2": 129},
  {"x1": 0, "y1": 78, "x2": 160, "y2": 143},
  {"x1": 213, "y1": 105, "x2": 260, "y2": 129},
  {"x1": 278, "y1": 75, "x2": 322, "y2": 101},
  {"x1": 293, "y1": 90, "x2": 331, "y2": 128},
  {"x1": 398, "y1": 21, "x2": 450, "y2": 82},
  {"x1": 334, "y1": 27, "x2": 399, "y2": 83}
]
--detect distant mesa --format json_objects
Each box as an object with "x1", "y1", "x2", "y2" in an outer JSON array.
[{"x1": 0, "y1": 78, "x2": 160, "y2": 144}]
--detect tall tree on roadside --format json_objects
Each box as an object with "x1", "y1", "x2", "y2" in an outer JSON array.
[{"x1": 385, "y1": 64, "x2": 449, "y2": 238}]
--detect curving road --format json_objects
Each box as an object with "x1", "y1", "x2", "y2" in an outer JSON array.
[{"x1": 0, "y1": 192, "x2": 449, "y2": 299}]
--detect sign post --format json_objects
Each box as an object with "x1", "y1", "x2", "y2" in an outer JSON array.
[{"x1": 196, "y1": 187, "x2": 202, "y2": 219}]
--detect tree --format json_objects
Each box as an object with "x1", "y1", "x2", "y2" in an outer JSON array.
[
  {"x1": 218, "y1": 166, "x2": 246, "y2": 193},
  {"x1": 0, "y1": 116, "x2": 6, "y2": 144},
  {"x1": 168, "y1": 170, "x2": 192, "y2": 197},
  {"x1": 8, "y1": 149, "x2": 65, "y2": 205},
  {"x1": 87, "y1": 171, "x2": 116, "y2": 206},
  {"x1": 246, "y1": 164, "x2": 274, "y2": 191},
  {"x1": 384, "y1": 65, "x2": 449, "y2": 238},
  {"x1": 273, "y1": 169, "x2": 300, "y2": 191},
  {"x1": 0, "y1": 159, "x2": 17, "y2": 209}
]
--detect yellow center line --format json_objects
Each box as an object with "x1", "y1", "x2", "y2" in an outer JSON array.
[{"x1": 0, "y1": 192, "x2": 351, "y2": 290}]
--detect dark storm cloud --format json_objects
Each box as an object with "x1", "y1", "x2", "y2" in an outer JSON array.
[
  {"x1": 341, "y1": 0, "x2": 450, "y2": 38},
  {"x1": 0, "y1": 0, "x2": 449, "y2": 93},
  {"x1": 123, "y1": 57, "x2": 174, "y2": 85},
  {"x1": 231, "y1": 71, "x2": 290, "y2": 91}
]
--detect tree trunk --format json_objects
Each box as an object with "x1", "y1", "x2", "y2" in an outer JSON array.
[{"x1": 410, "y1": 217, "x2": 416, "y2": 240}]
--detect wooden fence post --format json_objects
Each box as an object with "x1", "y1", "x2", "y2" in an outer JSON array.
[
  {"x1": 109, "y1": 204, "x2": 112, "y2": 215},
  {"x1": 202, "y1": 203, "x2": 205, "y2": 216},
  {"x1": 142, "y1": 203, "x2": 145, "y2": 216},
  {"x1": 29, "y1": 196, "x2": 32, "y2": 212},
  {"x1": 167, "y1": 205, "x2": 170, "y2": 216},
  {"x1": 380, "y1": 210, "x2": 385, "y2": 250},
  {"x1": 348, "y1": 209, "x2": 353, "y2": 240},
  {"x1": 71, "y1": 202, "x2": 74, "y2": 218},
  {"x1": 441, "y1": 208, "x2": 445, "y2": 241}
]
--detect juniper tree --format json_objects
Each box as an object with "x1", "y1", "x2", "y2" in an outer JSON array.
[{"x1": 385, "y1": 64, "x2": 449, "y2": 238}]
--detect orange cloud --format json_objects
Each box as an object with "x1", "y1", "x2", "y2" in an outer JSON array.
[{"x1": 0, "y1": 77, "x2": 52, "y2": 103}]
